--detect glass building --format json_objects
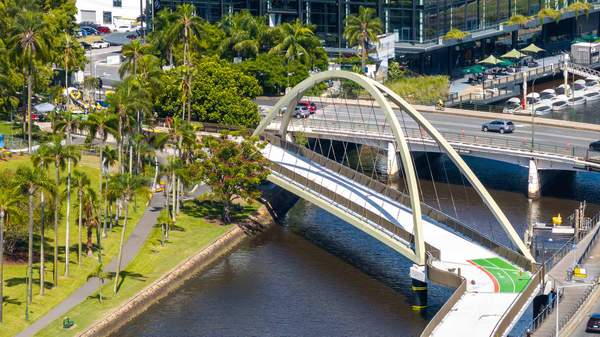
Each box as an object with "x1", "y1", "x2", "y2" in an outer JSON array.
[{"x1": 152, "y1": 0, "x2": 600, "y2": 74}]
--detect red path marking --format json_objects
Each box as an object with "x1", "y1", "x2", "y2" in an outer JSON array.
[{"x1": 468, "y1": 260, "x2": 500, "y2": 293}]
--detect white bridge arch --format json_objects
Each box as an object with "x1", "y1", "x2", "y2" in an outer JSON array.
[{"x1": 253, "y1": 70, "x2": 535, "y2": 265}]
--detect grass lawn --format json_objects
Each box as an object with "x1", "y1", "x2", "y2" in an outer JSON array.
[
  {"x1": 0, "y1": 122, "x2": 19, "y2": 136},
  {"x1": 0, "y1": 154, "x2": 150, "y2": 337},
  {"x1": 36, "y1": 199, "x2": 234, "y2": 337},
  {"x1": 386, "y1": 75, "x2": 449, "y2": 105}
]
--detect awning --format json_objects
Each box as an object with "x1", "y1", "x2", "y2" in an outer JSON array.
[
  {"x1": 479, "y1": 55, "x2": 500, "y2": 65},
  {"x1": 462, "y1": 64, "x2": 486, "y2": 74},
  {"x1": 497, "y1": 59, "x2": 514, "y2": 67},
  {"x1": 33, "y1": 102, "x2": 55, "y2": 113},
  {"x1": 520, "y1": 43, "x2": 545, "y2": 54},
  {"x1": 501, "y1": 49, "x2": 527, "y2": 59}
]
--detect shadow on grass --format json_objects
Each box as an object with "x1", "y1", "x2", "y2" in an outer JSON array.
[
  {"x1": 182, "y1": 199, "x2": 256, "y2": 223},
  {"x1": 114, "y1": 271, "x2": 147, "y2": 293},
  {"x1": 2, "y1": 296, "x2": 22, "y2": 305}
]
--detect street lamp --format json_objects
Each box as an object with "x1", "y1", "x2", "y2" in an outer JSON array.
[
  {"x1": 530, "y1": 77, "x2": 538, "y2": 152},
  {"x1": 555, "y1": 280, "x2": 597, "y2": 336}
]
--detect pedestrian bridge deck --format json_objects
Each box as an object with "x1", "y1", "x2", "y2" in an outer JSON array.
[{"x1": 262, "y1": 141, "x2": 531, "y2": 336}]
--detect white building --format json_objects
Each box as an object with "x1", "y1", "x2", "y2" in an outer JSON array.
[{"x1": 75, "y1": 0, "x2": 143, "y2": 27}]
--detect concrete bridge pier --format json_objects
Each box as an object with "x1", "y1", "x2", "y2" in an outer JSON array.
[
  {"x1": 528, "y1": 159, "x2": 541, "y2": 200},
  {"x1": 410, "y1": 264, "x2": 428, "y2": 311},
  {"x1": 387, "y1": 142, "x2": 400, "y2": 181}
]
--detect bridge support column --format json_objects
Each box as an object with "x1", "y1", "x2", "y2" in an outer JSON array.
[
  {"x1": 528, "y1": 159, "x2": 541, "y2": 200},
  {"x1": 387, "y1": 142, "x2": 400, "y2": 180},
  {"x1": 410, "y1": 264, "x2": 428, "y2": 311}
]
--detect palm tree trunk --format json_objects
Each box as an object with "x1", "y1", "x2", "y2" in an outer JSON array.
[
  {"x1": 65, "y1": 58, "x2": 69, "y2": 112},
  {"x1": 113, "y1": 199, "x2": 129, "y2": 293},
  {"x1": 118, "y1": 119, "x2": 123, "y2": 174},
  {"x1": 99, "y1": 144, "x2": 106, "y2": 237},
  {"x1": 129, "y1": 145, "x2": 133, "y2": 175},
  {"x1": 78, "y1": 191, "x2": 82, "y2": 266},
  {"x1": 153, "y1": 156, "x2": 159, "y2": 190},
  {"x1": 0, "y1": 211, "x2": 4, "y2": 323},
  {"x1": 361, "y1": 38, "x2": 366, "y2": 74},
  {"x1": 26, "y1": 192, "x2": 33, "y2": 320},
  {"x1": 26, "y1": 73, "x2": 32, "y2": 154},
  {"x1": 53, "y1": 163, "x2": 59, "y2": 287},
  {"x1": 39, "y1": 192, "x2": 45, "y2": 295},
  {"x1": 64, "y1": 158, "x2": 72, "y2": 277},
  {"x1": 171, "y1": 172, "x2": 176, "y2": 221},
  {"x1": 176, "y1": 177, "x2": 181, "y2": 215}
]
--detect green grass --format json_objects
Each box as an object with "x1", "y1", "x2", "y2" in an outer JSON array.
[
  {"x1": 36, "y1": 199, "x2": 233, "y2": 337},
  {"x1": 470, "y1": 257, "x2": 531, "y2": 293},
  {"x1": 385, "y1": 76, "x2": 449, "y2": 105},
  {"x1": 0, "y1": 122, "x2": 19, "y2": 136},
  {"x1": 0, "y1": 155, "x2": 150, "y2": 337}
]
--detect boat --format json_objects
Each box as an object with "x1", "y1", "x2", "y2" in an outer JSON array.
[
  {"x1": 573, "y1": 79, "x2": 587, "y2": 94},
  {"x1": 503, "y1": 97, "x2": 521, "y2": 114},
  {"x1": 568, "y1": 95, "x2": 586, "y2": 106},
  {"x1": 551, "y1": 95, "x2": 569, "y2": 111},
  {"x1": 540, "y1": 89, "x2": 556, "y2": 101},
  {"x1": 534, "y1": 105, "x2": 552, "y2": 115},
  {"x1": 585, "y1": 77, "x2": 599, "y2": 89},
  {"x1": 556, "y1": 84, "x2": 570, "y2": 95},
  {"x1": 526, "y1": 92, "x2": 541, "y2": 105},
  {"x1": 584, "y1": 91, "x2": 600, "y2": 102}
]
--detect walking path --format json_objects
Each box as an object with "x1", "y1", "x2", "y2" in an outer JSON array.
[{"x1": 15, "y1": 193, "x2": 166, "y2": 337}]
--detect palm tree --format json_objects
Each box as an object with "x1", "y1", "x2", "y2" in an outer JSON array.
[
  {"x1": 109, "y1": 173, "x2": 146, "y2": 293},
  {"x1": 60, "y1": 33, "x2": 81, "y2": 112},
  {"x1": 14, "y1": 166, "x2": 53, "y2": 320},
  {"x1": 87, "y1": 261, "x2": 109, "y2": 303},
  {"x1": 269, "y1": 19, "x2": 314, "y2": 65},
  {"x1": 37, "y1": 137, "x2": 80, "y2": 285},
  {"x1": 81, "y1": 185, "x2": 99, "y2": 257},
  {"x1": 53, "y1": 113, "x2": 82, "y2": 277},
  {"x1": 343, "y1": 6, "x2": 383, "y2": 73},
  {"x1": 217, "y1": 11, "x2": 265, "y2": 60},
  {"x1": 85, "y1": 111, "x2": 117, "y2": 235},
  {"x1": 71, "y1": 170, "x2": 90, "y2": 266},
  {"x1": 119, "y1": 39, "x2": 151, "y2": 78},
  {"x1": 167, "y1": 3, "x2": 205, "y2": 121},
  {"x1": 0, "y1": 172, "x2": 21, "y2": 323},
  {"x1": 8, "y1": 9, "x2": 50, "y2": 153}
]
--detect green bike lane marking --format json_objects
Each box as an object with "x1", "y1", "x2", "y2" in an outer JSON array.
[{"x1": 469, "y1": 257, "x2": 531, "y2": 293}]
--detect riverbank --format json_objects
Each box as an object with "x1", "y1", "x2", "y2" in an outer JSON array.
[{"x1": 35, "y1": 198, "x2": 276, "y2": 337}]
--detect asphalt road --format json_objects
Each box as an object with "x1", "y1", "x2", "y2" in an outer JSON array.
[
  {"x1": 571, "y1": 300, "x2": 600, "y2": 337},
  {"x1": 256, "y1": 98, "x2": 600, "y2": 152},
  {"x1": 84, "y1": 45, "x2": 122, "y2": 87}
]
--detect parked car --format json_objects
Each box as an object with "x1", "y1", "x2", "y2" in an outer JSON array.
[
  {"x1": 97, "y1": 26, "x2": 111, "y2": 34},
  {"x1": 80, "y1": 41, "x2": 92, "y2": 50},
  {"x1": 293, "y1": 105, "x2": 310, "y2": 118},
  {"x1": 481, "y1": 120, "x2": 515, "y2": 134},
  {"x1": 91, "y1": 41, "x2": 110, "y2": 49},
  {"x1": 114, "y1": 24, "x2": 134, "y2": 33},
  {"x1": 298, "y1": 100, "x2": 317, "y2": 114},
  {"x1": 586, "y1": 313, "x2": 600, "y2": 333},
  {"x1": 589, "y1": 140, "x2": 600, "y2": 152},
  {"x1": 80, "y1": 26, "x2": 99, "y2": 35}
]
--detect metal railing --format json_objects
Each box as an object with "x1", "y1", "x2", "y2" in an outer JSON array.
[
  {"x1": 264, "y1": 133, "x2": 537, "y2": 273},
  {"x1": 445, "y1": 88, "x2": 517, "y2": 106},
  {"x1": 483, "y1": 63, "x2": 562, "y2": 88}
]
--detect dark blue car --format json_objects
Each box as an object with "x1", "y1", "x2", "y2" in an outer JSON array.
[{"x1": 586, "y1": 313, "x2": 600, "y2": 333}]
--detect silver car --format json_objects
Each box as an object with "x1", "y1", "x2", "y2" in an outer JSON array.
[
  {"x1": 294, "y1": 105, "x2": 310, "y2": 118},
  {"x1": 481, "y1": 120, "x2": 515, "y2": 134}
]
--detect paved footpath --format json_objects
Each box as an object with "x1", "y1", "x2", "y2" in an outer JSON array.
[{"x1": 16, "y1": 193, "x2": 166, "y2": 337}]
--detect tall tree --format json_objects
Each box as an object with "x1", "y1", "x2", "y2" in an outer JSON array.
[
  {"x1": 59, "y1": 33, "x2": 82, "y2": 112},
  {"x1": 195, "y1": 134, "x2": 269, "y2": 223},
  {"x1": 0, "y1": 171, "x2": 21, "y2": 323},
  {"x1": 71, "y1": 170, "x2": 90, "y2": 266},
  {"x1": 14, "y1": 166, "x2": 53, "y2": 320},
  {"x1": 217, "y1": 11, "x2": 266, "y2": 60},
  {"x1": 109, "y1": 173, "x2": 146, "y2": 293},
  {"x1": 269, "y1": 19, "x2": 314, "y2": 65},
  {"x1": 119, "y1": 39, "x2": 151, "y2": 78},
  {"x1": 343, "y1": 6, "x2": 383, "y2": 73},
  {"x1": 8, "y1": 9, "x2": 50, "y2": 153},
  {"x1": 31, "y1": 145, "x2": 53, "y2": 294}
]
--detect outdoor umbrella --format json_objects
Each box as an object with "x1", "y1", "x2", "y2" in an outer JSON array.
[
  {"x1": 520, "y1": 43, "x2": 545, "y2": 54},
  {"x1": 497, "y1": 59, "x2": 514, "y2": 68},
  {"x1": 478, "y1": 55, "x2": 501, "y2": 65},
  {"x1": 501, "y1": 49, "x2": 527, "y2": 59},
  {"x1": 462, "y1": 64, "x2": 486, "y2": 74},
  {"x1": 33, "y1": 102, "x2": 55, "y2": 113}
]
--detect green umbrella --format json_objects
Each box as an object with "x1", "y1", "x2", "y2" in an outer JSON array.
[
  {"x1": 479, "y1": 55, "x2": 501, "y2": 65},
  {"x1": 497, "y1": 59, "x2": 514, "y2": 67},
  {"x1": 501, "y1": 49, "x2": 527, "y2": 59},
  {"x1": 520, "y1": 43, "x2": 545, "y2": 54},
  {"x1": 462, "y1": 64, "x2": 486, "y2": 74}
]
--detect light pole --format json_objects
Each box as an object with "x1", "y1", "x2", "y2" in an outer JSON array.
[
  {"x1": 530, "y1": 77, "x2": 538, "y2": 152},
  {"x1": 555, "y1": 280, "x2": 597, "y2": 336}
]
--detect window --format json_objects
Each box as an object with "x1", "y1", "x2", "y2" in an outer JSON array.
[
  {"x1": 103, "y1": 11, "x2": 112, "y2": 24},
  {"x1": 113, "y1": 0, "x2": 122, "y2": 7}
]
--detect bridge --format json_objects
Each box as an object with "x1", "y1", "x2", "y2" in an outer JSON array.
[{"x1": 252, "y1": 70, "x2": 546, "y2": 337}]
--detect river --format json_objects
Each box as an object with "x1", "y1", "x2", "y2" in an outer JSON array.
[{"x1": 113, "y1": 152, "x2": 600, "y2": 337}]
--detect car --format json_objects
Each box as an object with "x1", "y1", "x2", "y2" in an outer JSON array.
[
  {"x1": 298, "y1": 100, "x2": 317, "y2": 114},
  {"x1": 97, "y1": 26, "x2": 111, "y2": 34},
  {"x1": 589, "y1": 140, "x2": 600, "y2": 152},
  {"x1": 481, "y1": 120, "x2": 515, "y2": 134},
  {"x1": 80, "y1": 41, "x2": 92, "y2": 50},
  {"x1": 293, "y1": 105, "x2": 310, "y2": 118},
  {"x1": 114, "y1": 24, "x2": 134, "y2": 33},
  {"x1": 586, "y1": 313, "x2": 600, "y2": 333},
  {"x1": 80, "y1": 26, "x2": 98, "y2": 35},
  {"x1": 91, "y1": 41, "x2": 110, "y2": 49}
]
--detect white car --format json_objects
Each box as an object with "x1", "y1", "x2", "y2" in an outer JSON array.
[
  {"x1": 91, "y1": 41, "x2": 110, "y2": 49},
  {"x1": 114, "y1": 25, "x2": 133, "y2": 33}
]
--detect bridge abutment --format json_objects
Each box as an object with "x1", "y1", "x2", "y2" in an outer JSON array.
[
  {"x1": 410, "y1": 264, "x2": 428, "y2": 311},
  {"x1": 528, "y1": 159, "x2": 541, "y2": 200}
]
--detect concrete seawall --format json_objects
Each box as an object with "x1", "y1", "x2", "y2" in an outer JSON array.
[{"x1": 76, "y1": 194, "x2": 289, "y2": 337}]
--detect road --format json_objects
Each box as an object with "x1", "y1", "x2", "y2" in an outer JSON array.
[
  {"x1": 571, "y1": 300, "x2": 600, "y2": 337},
  {"x1": 255, "y1": 97, "x2": 600, "y2": 151},
  {"x1": 84, "y1": 45, "x2": 122, "y2": 87}
]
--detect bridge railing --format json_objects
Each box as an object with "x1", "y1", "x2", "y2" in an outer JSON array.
[{"x1": 264, "y1": 133, "x2": 537, "y2": 273}]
